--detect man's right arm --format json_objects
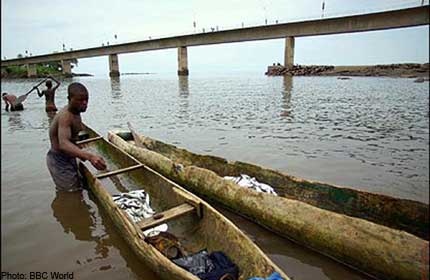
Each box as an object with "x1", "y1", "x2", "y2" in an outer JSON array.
[
  {"x1": 48, "y1": 76, "x2": 61, "y2": 90},
  {"x1": 57, "y1": 116, "x2": 106, "y2": 170},
  {"x1": 3, "y1": 98, "x2": 10, "y2": 111},
  {"x1": 35, "y1": 88, "x2": 43, "y2": 97}
]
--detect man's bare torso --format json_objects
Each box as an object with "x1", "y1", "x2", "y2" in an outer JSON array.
[
  {"x1": 3, "y1": 95, "x2": 17, "y2": 105},
  {"x1": 49, "y1": 107, "x2": 83, "y2": 151},
  {"x1": 42, "y1": 89, "x2": 56, "y2": 105}
]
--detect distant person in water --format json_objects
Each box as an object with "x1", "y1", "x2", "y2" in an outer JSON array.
[
  {"x1": 2, "y1": 93, "x2": 24, "y2": 111},
  {"x1": 35, "y1": 76, "x2": 61, "y2": 112},
  {"x1": 47, "y1": 82, "x2": 106, "y2": 192},
  {"x1": 2, "y1": 82, "x2": 49, "y2": 111}
]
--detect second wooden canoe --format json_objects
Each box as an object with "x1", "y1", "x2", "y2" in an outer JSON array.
[
  {"x1": 78, "y1": 126, "x2": 289, "y2": 280},
  {"x1": 108, "y1": 129, "x2": 429, "y2": 280}
]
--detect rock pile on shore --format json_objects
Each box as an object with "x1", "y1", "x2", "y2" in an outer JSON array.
[
  {"x1": 265, "y1": 65, "x2": 334, "y2": 76},
  {"x1": 265, "y1": 63, "x2": 430, "y2": 78}
]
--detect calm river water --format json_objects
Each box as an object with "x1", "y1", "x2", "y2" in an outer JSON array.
[{"x1": 1, "y1": 73, "x2": 428, "y2": 280}]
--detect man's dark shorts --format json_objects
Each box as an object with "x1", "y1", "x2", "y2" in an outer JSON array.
[
  {"x1": 45, "y1": 103, "x2": 58, "y2": 112},
  {"x1": 11, "y1": 104, "x2": 24, "y2": 111},
  {"x1": 46, "y1": 149, "x2": 83, "y2": 192}
]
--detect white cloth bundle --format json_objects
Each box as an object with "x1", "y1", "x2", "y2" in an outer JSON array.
[
  {"x1": 113, "y1": 190, "x2": 168, "y2": 236},
  {"x1": 224, "y1": 174, "x2": 278, "y2": 196}
]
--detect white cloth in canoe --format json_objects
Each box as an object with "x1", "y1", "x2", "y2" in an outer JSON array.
[
  {"x1": 112, "y1": 190, "x2": 168, "y2": 236},
  {"x1": 224, "y1": 174, "x2": 278, "y2": 196}
]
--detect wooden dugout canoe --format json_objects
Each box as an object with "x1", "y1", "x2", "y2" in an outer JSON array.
[
  {"x1": 77, "y1": 126, "x2": 289, "y2": 280},
  {"x1": 108, "y1": 130, "x2": 429, "y2": 280}
]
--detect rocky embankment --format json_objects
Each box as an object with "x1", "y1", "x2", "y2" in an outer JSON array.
[{"x1": 265, "y1": 63, "x2": 430, "y2": 79}]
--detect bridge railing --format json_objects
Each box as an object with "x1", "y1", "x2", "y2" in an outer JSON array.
[{"x1": 2, "y1": 1, "x2": 428, "y2": 60}]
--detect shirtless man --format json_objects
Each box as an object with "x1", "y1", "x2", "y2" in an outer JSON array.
[
  {"x1": 2, "y1": 93, "x2": 24, "y2": 111},
  {"x1": 35, "y1": 76, "x2": 61, "y2": 112},
  {"x1": 47, "y1": 82, "x2": 106, "y2": 192}
]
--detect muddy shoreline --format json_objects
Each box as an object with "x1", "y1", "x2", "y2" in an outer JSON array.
[{"x1": 265, "y1": 63, "x2": 430, "y2": 79}]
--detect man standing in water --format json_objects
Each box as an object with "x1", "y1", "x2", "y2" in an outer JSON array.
[
  {"x1": 2, "y1": 92, "x2": 24, "y2": 111},
  {"x1": 35, "y1": 75, "x2": 61, "y2": 112},
  {"x1": 47, "y1": 82, "x2": 106, "y2": 192}
]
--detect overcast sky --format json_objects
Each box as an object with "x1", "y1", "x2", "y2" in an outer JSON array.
[{"x1": 2, "y1": 0, "x2": 429, "y2": 76}]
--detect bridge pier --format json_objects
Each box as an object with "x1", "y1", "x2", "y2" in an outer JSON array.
[
  {"x1": 26, "y1": 64, "x2": 37, "y2": 78},
  {"x1": 177, "y1": 47, "x2": 189, "y2": 76},
  {"x1": 109, "y1": 54, "x2": 120, "y2": 77},
  {"x1": 61, "y1": 60, "x2": 73, "y2": 77},
  {"x1": 284, "y1": 36, "x2": 295, "y2": 67}
]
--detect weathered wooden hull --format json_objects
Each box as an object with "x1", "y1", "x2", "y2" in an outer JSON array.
[
  {"x1": 108, "y1": 130, "x2": 429, "y2": 280},
  {"x1": 79, "y1": 126, "x2": 289, "y2": 280}
]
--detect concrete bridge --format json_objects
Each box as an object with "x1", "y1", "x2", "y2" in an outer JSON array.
[{"x1": 1, "y1": 5, "x2": 428, "y2": 77}]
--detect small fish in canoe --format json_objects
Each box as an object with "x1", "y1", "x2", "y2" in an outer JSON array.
[
  {"x1": 77, "y1": 125, "x2": 289, "y2": 280},
  {"x1": 107, "y1": 124, "x2": 429, "y2": 280}
]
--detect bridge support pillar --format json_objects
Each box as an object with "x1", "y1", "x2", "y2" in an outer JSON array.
[
  {"x1": 27, "y1": 64, "x2": 37, "y2": 78},
  {"x1": 177, "y1": 47, "x2": 189, "y2": 76},
  {"x1": 61, "y1": 60, "x2": 73, "y2": 77},
  {"x1": 109, "y1": 54, "x2": 120, "y2": 77},
  {"x1": 284, "y1": 36, "x2": 295, "y2": 67}
]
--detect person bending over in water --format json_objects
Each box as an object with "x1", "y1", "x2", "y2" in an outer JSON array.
[
  {"x1": 47, "y1": 82, "x2": 106, "y2": 192},
  {"x1": 35, "y1": 75, "x2": 61, "y2": 112},
  {"x1": 2, "y1": 92, "x2": 25, "y2": 111}
]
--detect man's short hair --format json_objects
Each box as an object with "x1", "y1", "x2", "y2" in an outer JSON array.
[
  {"x1": 2, "y1": 93, "x2": 7, "y2": 96},
  {"x1": 67, "y1": 82, "x2": 88, "y2": 99}
]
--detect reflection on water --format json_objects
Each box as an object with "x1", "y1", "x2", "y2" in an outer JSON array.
[
  {"x1": 109, "y1": 76, "x2": 125, "y2": 125},
  {"x1": 283, "y1": 75, "x2": 293, "y2": 95},
  {"x1": 178, "y1": 76, "x2": 190, "y2": 123},
  {"x1": 280, "y1": 75, "x2": 293, "y2": 118},
  {"x1": 51, "y1": 191, "x2": 96, "y2": 241},
  {"x1": 51, "y1": 191, "x2": 109, "y2": 260},
  {"x1": 110, "y1": 77, "x2": 121, "y2": 96},
  {"x1": 50, "y1": 189, "x2": 158, "y2": 278},
  {"x1": 7, "y1": 112, "x2": 25, "y2": 132},
  {"x1": 178, "y1": 76, "x2": 189, "y2": 96}
]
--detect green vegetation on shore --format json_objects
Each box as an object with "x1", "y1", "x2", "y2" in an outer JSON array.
[
  {"x1": 1, "y1": 58, "x2": 91, "y2": 79},
  {"x1": 2, "y1": 65, "x2": 28, "y2": 78},
  {"x1": 2, "y1": 63, "x2": 63, "y2": 79}
]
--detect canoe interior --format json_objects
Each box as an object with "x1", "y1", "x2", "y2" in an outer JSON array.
[
  {"x1": 79, "y1": 128, "x2": 285, "y2": 280},
  {"x1": 115, "y1": 131, "x2": 429, "y2": 240}
]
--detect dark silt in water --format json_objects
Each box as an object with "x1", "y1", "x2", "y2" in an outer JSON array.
[{"x1": 1, "y1": 73, "x2": 428, "y2": 279}]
